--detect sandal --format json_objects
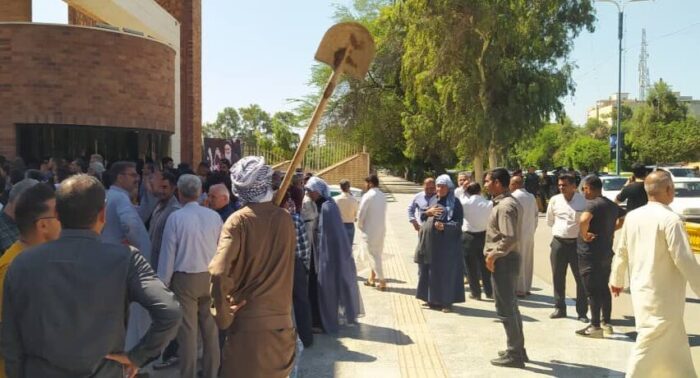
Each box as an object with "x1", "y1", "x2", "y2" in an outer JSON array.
[
  {"x1": 363, "y1": 280, "x2": 376, "y2": 287},
  {"x1": 376, "y1": 285, "x2": 387, "y2": 292}
]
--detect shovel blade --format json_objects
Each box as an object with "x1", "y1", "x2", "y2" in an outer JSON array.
[{"x1": 314, "y1": 22, "x2": 375, "y2": 80}]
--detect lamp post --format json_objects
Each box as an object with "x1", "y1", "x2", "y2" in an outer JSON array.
[{"x1": 597, "y1": 0, "x2": 650, "y2": 175}]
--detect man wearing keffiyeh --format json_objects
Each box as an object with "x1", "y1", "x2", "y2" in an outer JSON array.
[{"x1": 209, "y1": 156, "x2": 297, "y2": 378}]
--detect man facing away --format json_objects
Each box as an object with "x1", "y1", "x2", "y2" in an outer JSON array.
[
  {"x1": 333, "y1": 179, "x2": 359, "y2": 248},
  {"x1": 460, "y1": 182, "x2": 493, "y2": 300},
  {"x1": 615, "y1": 163, "x2": 648, "y2": 212},
  {"x1": 209, "y1": 156, "x2": 296, "y2": 378},
  {"x1": 576, "y1": 175, "x2": 626, "y2": 338},
  {"x1": 1, "y1": 174, "x2": 181, "y2": 378},
  {"x1": 158, "y1": 174, "x2": 222, "y2": 378},
  {"x1": 484, "y1": 168, "x2": 526, "y2": 368},
  {"x1": 546, "y1": 173, "x2": 589, "y2": 322},
  {"x1": 0, "y1": 184, "x2": 60, "y2": 377},
  {"x1": 509, "y1": 175, "x2": 538, "y2": 297},
  {"x1": 357, "y1": 174, "x2": 387, "y2": 291},
  {"x1": 610, "y1": 170, "x2": 700, "y2": 377}
]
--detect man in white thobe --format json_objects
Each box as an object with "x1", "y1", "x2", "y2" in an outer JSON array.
[
  {"x1": 610, "y1": 170, "x2": 700, "y2": 378},
  {"x1": 357, "y1": 174, "x2": 387, "y2": 290},
  {"x1": 510, "y1": 175, "x2": 538, "y2": 296}
]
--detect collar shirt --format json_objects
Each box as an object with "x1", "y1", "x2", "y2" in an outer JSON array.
[
  {"x1": 148, "y1": 196, "x2": 182, "y2": 270},
  {"x1": 102, "y1": 186, "x2": 152, "y2": 260},
  {"x1": 484, "y1": 192, "x2": 522, "y2": 258},
  {"x1": 454, "y1": 187, "x2": 469, "y2": 201},
  {"x1": 546, "y1": 192, "x2": 587, "y2": 239},
  {"x1": 334, "y1": 192, "x2": 359, "y2": 224},
  {"x1": 460, "y1": 194, "x2": 493, "y2": 233},
  {"x1": 407, "y1": 191, "x2": 438, "y2": 225},
  {"x1": 157, "y1": 201, "x2": 223, "y2": 286},
  {"x1": 292, "y1": 212, "x2": 311, "y2": 270}
]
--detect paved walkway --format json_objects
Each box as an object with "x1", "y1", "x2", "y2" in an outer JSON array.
[{"x1": 299, "y1": 190, "x2": 700, "y2": 377}]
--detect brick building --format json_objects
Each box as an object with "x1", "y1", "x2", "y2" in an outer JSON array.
[{"x1": 0, "y1": 0, "x2": 201, "y2": 165}]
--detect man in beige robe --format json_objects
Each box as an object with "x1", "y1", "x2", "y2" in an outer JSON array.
[
  {"x1": 209, "y1": 156, "x2": 297, "y2": 378},
  {"x1": 610, "y1": 170, "x2": 700, "y2": 378}
]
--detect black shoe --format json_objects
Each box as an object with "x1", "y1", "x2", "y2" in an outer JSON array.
[
  {"x1": 578, "y1": 316, "x2": 590, "y2": 323},
  {"x1": 549, "y1": 309, "x2": 566, "y2": 319},
  {"x1": 491, "y1": 355, "x2": 525, "y2": 368},
  {"x1": 485, "y1": 293, "x2": 494, "y2": 299},
  {"x1": 498, "y1": 349, "x2": 529, "y2": 362},
  {"x1": 468, "y1": 294, "x2": 481, "y2": 301}
]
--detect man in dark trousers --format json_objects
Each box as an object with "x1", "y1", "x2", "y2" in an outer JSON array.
[
  {"x1": 484, "y1": 168, "x2": 526, "y2": 368},
  {"x1": 576, "y1": 175, "x2": 626, "y2": 338},
  {"x1": 1, "y1": 174, "x2": 182, "y2": 378}
]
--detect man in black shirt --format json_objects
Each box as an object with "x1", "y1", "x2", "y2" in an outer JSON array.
[
  {"x1": 616, "y1": 163, "x2": 648, "y2": 212},
  {"x1": 576, "y1": 175, "x2": 626, "y2": 338},
  {"x1": 524, "y1": 167, "x2": 539, "y2": 197}
]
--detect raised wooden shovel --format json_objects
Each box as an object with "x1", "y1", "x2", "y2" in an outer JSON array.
[{"x1": 274, "y1": 22, "x2": 375, "y2": 205}]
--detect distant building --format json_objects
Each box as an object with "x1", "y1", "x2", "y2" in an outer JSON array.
[{"x1": 587, "y1": 92, "x2": 700, "y2": 126}]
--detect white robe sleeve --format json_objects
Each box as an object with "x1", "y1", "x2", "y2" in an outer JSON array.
[
  {"x1": 610, "y1": 221, "x2": 629, "y2": 288},
  {"x1": 357, "y1": 192, "x2": 370, "y2": 232},
  {"x1": 667, "y1": 217, "x2": 700, "y2": 297}
]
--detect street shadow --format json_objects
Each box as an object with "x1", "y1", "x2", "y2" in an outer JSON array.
[
  {"x1": 690, "y1": 334, "x2": 700, "y2": 347},
  {"x1": 340, "y1": 323, "x2": 413, "y2": 346},
  {"x1": 611, "y1": 315, "x2": 635, "y2": 327},
  {"x1": 385, "y1": 286, "x2": 417, "y2": 296},
  {"x1": 450, "y1": 305, "x2": 538, "y2": 322},
  {"x1": 686, "y1": 297, "x2": 700, "y2": 304},
  {"x1": 355, "y1": 276, "x2": 406, "y2": 285},
  {"x1": 525, "y1": 360, "x2": 625, "y2": 377},
  {"x1": 516, "y1": 293, "x2": 556, "y2": 309}
]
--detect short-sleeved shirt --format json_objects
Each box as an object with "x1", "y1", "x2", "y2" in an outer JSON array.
[
  {"x1": 615, "y1": 181, "x2": 648, "y2": 212},
  {"x1": 578, "y1": 196, "x2": 626, "y2": 258}
]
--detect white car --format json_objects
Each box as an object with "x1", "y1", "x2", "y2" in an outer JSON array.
[
  {"x1": 600, "y1": 176, "x2": 628, "y2": 204},
  {"x1": 670, "y1": 178, "x2": 700, "y2": 223},
  {"x1": 328, "y1": 185, "x2": 363, "y2": 200},
  {"x1": 656, "y1": 166, "x2": 698, "y2": 179}
]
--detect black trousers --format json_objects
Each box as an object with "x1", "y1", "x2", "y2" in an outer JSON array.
[
  {"x1": 308, "y1": 250, "x2": 323, "y2": 329},
  {"x1": 579, "y1": 254, "x2": 613, "y2": 327},
  {"x1": 293, "y1": 257, "x2": 314, "y2": 347},
  {"x1": 550, "y1": 237, "x2": 587, "y2": 317},
  {"x1": 462, "y1": 231, "x2": 492, "y2": 297}
]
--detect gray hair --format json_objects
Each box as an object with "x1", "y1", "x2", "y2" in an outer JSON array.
[
  {"x1": 458, "y1": 171, "x2": 472, "y2": 178},
  {"x1": 644, "y1": 170, "x2": 673, "y2": 197},
  {"x1": 208, "y1": 183, "x2": 230, "y2": 199},
  {"x1": 9, "y1": 179, "x2": 39, "y2": 204},
  {"x1": 177, "y1": 174, "x2": 202, "y2": 199}
]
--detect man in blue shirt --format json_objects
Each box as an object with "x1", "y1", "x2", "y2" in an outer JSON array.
[{"x1": 407, "y1": 177, "x2": 437, "y2": 232}]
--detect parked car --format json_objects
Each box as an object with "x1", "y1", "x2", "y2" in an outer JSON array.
[
  {"x1": 600, "y1": 176, "x2": 628, "y2": 204},
  {"x1": 651, "y1": 166, "x2": 698, "y2": 179},
  {"x1": 328, "y1": 185, "x2": 364, "y2": 200},
  {"x1": 670, "y1": 178, "x2": 700, "y2": 223}
]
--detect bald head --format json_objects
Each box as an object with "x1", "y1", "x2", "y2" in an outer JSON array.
[
  {"x1": 509, "y1": 175, "x2": 524, "y2": 191},
  {"x1": 423, "y1": 177, "x2": 436, "y2": 196},
  {"x1": 644, "y1": 170, "x2": 674, "y2": 205},
  {"x1": 208, "y1": 183, "x2": 230, "y2": 211}
]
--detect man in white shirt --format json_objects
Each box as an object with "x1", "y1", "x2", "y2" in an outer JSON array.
[
  {"x1": 407, "y1": 178, "x2": 438, "y2": 231},
  {"x1": 546, "y1": 173, "x2": 588, "y2": 321},
  {"x1": 158, "y1": 174, "x2": 223, "y2": 378},
  {"x1": 510, "y1": 176, "x2": 538, "y2": 297},
  {"x1": 357, "y1": 174, "x2": 387, "y2": 290},
  {"x1": 454, "y1": 171, "x2": 472, "y2": 200},
  {"x1": 334, "y1": 179, "x2": 359, "y2": 248},
  {"x1": 460, "y1": 182, "x2": 493, "y2": 300},
  {"x1": 610, "y1": 170, "x2": 700, "y2": 377}
]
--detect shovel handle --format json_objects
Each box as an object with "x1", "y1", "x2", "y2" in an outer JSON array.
[{"x1": 274, "y1": 66, "x2": 344, "y2": 205}]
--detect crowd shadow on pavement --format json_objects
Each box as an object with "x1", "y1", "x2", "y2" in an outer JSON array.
[
  {"x1": 450, "y1": 305, "x2": 538, "y2": 322},
  {"x1": 341, "y1": 323, "x2": 413, "y2": 346},
  {"x1": 525, "y1": 360, "x2": 625, "y2": 377}
]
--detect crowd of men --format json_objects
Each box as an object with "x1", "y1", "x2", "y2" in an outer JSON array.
[
  {"x1": 406, "y1": 165, "x2": 700, "y2": 374},
  {"x1": 0, "y1": 154, "x2": 390, "y2": 378},
  {"x1": 0, "y1": 152, "x2": 698, "y2": 377}
]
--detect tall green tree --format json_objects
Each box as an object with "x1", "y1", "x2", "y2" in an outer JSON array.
[
  {"x1": 400, "y1": 0, "x2": 595, "y2": 178},
  {"x1": 239, "y1": 104, "x2": 272, "y2": 140},
  {"x1": 558, "y1": 136, "x2": 609, "y2": 171},
  {"x1": 202, "y1": 107, "x2": 241, "y2": 138}
]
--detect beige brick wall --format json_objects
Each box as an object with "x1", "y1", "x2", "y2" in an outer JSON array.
[
  {"x1": 0, "y1": 0, "x2": 31, "y2": 22},
  {"x1": 0, "y1": 24, "x2": 175, "y2": 158},
  {"x1": 317, "y1": 153, "x2": 370, "y2": 188}
]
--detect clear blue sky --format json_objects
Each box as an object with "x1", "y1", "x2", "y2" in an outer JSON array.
[{"x1": 33, "y1": 0, "x2": 700, "y2": 126}]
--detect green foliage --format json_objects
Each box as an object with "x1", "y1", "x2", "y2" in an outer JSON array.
[
  {"x1": 559, "y1": 136, "x2": 610, "y2": 171},
  {"x1": 202, "y1": 107, "x2": 241, "y2": 139},
  {"x1": 583, "y1": 118, "x2": 610, "y2": 140},
  {"x1": 628, "y1": 80, "x2": 700, "y2": 164}
]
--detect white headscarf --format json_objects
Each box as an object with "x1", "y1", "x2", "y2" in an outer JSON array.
[
  {"x1": 230, "y1": 156, "x2": 273, "y2": 204},
  {"x1": 304, "y1": 177, "x2": 331, "y2": 199}
]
